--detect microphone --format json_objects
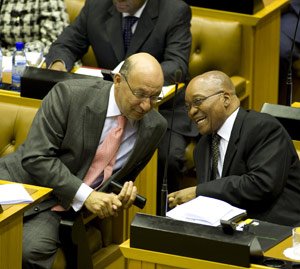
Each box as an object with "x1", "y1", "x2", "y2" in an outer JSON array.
[
  {"x1": 159, "y1": 69, "x2": 182, "y2": 216},
  {"x1": 286, "y1": 7, "x2": 300, "y2": 106}
]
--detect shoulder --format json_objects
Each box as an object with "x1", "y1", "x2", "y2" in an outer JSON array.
[
  {"x1": 145, "y1": 109, "x2": 168, "y2": 130},
  {"x1": 238, "y1": 108, "x2": 286, "y2": 138},
  {"x1": 152, "y1": 0, "x2": 191, "y2": 15},
  {"x1": 44, "y1": 78, "x2": 111, "y2": 105}
]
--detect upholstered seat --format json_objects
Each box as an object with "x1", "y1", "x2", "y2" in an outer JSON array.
[{"x1": 189, "y1": 15, "x2": 246, "y2": 101}]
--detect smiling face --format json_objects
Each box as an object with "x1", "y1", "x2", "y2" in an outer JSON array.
[
  {"x1": 185, "y1": 71, "x2": 239, "y2": 135},
  {"x1": 114, "y1": 53, "x2": 164, "y2": 120},
  {"x1": 113, "y1": 0, "x2": 146, "y2": 14}
]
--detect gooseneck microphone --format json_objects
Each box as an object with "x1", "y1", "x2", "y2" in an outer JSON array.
[
  {"x1": 286, "y1": 8, "x2": 300, "y2": 106},
  {"x1": 159, "y1": 69, "x2": 182, "y2": 216}
]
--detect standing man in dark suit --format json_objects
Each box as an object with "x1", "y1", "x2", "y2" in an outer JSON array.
[
  {"x1": 45, "y1": 0, "x2": 198, "y2": 214},
  {"x1": 279, "y1": 0, "x2": 300, "y2": 105},
  {"x1": 0, "y1": 52, "x2": 167, "y2": 268},
  {"x1": 168, "y1": 70, "x2": 300, "y2": 227}
]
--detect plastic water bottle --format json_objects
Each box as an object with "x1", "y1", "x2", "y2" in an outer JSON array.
[
  {"x1": 12, "y1": 42, "x2": 27, "y2": 92},
  {"x1": 0, "y1": 46, "x2": 3, "y2": 87}
]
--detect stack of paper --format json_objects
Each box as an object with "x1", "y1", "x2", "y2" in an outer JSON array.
[
  {"x1": 166, "y1": 196, "x2": 246, "y2": 227},
  {"x1": 0, "y1": 183, "x2": 33, "y2": 204}
]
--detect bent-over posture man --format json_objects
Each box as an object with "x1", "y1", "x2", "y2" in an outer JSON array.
[{"x1": 0, "y1": 52, "x2": 167, "y2": 268}]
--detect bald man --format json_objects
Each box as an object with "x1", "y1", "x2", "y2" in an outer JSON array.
[
  {"x1": 0, "y1": 52, "x2": 167, "y2": 268},
  {"x1": 168, "y1": 70, "x2": 300, "y2": 227}
]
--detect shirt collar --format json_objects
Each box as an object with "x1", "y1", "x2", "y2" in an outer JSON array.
[
  {"x1": 122, "y1": 0, "x2": 147, "y2": 18},
  {"x1": 217, "y1": 108, "x2": 239, "y2": 142},
  {"x1": 107, "y1": 85, "x2": 121, "y2": 117}
]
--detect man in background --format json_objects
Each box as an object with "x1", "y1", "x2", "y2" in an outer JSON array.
[
  {"x1": 45, "y1": 0, "x2": 198, "y2": 214},
  {"x1": 0, "y1": 52, "x2": 167, "y2": 269},
  {"x1": 168, "y1": 70, "x2": 300, "y2": 227}
]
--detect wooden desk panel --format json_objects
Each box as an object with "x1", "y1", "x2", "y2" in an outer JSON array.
[
  {"x1": 0, "y1": 180, "x2": 52, "y2": 269},
  {"x1": 120, "y1": 238, "x2": 298, "y2": 269}
]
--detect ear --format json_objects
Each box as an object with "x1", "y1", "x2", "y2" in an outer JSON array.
[
  {"x1": 222, "y1": 92, "x2": 231, "y2": 107},
  {"x1": 113, "y1": 73, "x2": 122, "y2": 85}
]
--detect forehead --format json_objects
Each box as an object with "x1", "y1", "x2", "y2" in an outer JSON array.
[
  {"x1": 186, "y1": 77, "x2": 222, "y2": 98},
  {"x1": 127, "y1": 71, "x2": 163, "y2": 93}
]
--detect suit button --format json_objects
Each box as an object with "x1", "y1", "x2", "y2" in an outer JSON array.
[{"x1": 34, "y1": 207, "x2": 39, "y2": 212}]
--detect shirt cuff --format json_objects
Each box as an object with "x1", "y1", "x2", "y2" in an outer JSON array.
[{"x1": 71, "y1": 183, "x2": 93, "y2": 212}]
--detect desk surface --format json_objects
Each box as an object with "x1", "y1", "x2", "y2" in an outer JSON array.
[{"x1": 0, "y1": 179, "x2": 52, "y2": 225}]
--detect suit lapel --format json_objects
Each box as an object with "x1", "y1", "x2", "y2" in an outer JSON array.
[
  {"x1": 222, "y1": 109, "x2": 246, "y2": 176},
  {"x1": 79, "y1": 86, "x2": 110, "y2": 178},
  {"x1": 106, "y1": 6, "x2": 125, "y2": 62},
  {"x1": 126, "y1": 0, "x2": 158, "y2": 55}
]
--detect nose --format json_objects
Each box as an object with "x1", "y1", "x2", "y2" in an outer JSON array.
[
  {"x1": 188, "y1": 106, "x2": 198, "y2": 119},
  {"x1": 139, "y1": 98, "x2": 152, "y2": 112}
]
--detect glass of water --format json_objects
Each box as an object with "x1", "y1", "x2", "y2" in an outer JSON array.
[{"x1": 24, "y1": 41, "x2": 45, "y2": 67}]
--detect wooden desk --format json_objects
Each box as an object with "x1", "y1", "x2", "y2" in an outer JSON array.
[
  {"x1": 120, "y1": 237, "x2": 298, "y2": 269},
  {"x1": 0, "y1": 180, "x2": 52, "y2": 269}
]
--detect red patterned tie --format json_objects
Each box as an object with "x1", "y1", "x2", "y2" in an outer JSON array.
[{"x1": 84, "y1": 115, "x2": 127, "y2": 188}]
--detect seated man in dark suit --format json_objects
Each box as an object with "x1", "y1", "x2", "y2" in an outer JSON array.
[
  {"x1": 45, "y1": 0, "x2": 198, "y2": 212},
  {"x1": 168, "y1": 70, "x2": 300, "y2": 227},
  {"x1": 0, "y1": 52, "x2": 167, "y2": 269}
]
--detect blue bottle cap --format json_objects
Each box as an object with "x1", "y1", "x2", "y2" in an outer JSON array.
[{"x1": 15, "y1": 42, "x2": 24, "y2": 51}]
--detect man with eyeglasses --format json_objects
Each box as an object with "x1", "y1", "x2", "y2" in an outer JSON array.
[
  {"x1": 0, "y1": 52, "x2": 167, "y2": 268},
  {"x1": 168, "y1": 70, "x2": 300, "y2": 227},
  {"x1": 46, "y1": 0, "x2": 198, "y2": 212}
]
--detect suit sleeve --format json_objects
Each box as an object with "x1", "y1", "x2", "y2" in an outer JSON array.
[
  {"x1": 21, "y1": 83, "x2": 83, "y2": 208},
  {"x1": 45, "y1": 0, "x2": 91, "y2": 70},
  {"x1": 195, "y1": 117, "x2": 295, "y2": 210},
  {"x1": 160, "y1": 4, "x2": 192, "y2": 83}
]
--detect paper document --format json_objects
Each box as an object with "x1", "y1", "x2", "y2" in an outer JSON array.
[
  {"x1": 166, "y1": 196, "x2": 246, "y2": 227},
  {"x1": 74, "y1": 67, "x2": 103, "y2": 77},
  {"x1": 0, "y1": 183, "x2": 34, "y2": 204}
]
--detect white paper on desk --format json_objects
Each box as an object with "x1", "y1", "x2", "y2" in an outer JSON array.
[
  {"x1": 166, "y1": 196, "x2": 246, "y2": 227},
  {"x1": 0, "y1": 183, "x2": 33, "y2": 204},
  {"x1": 74, "y1": 67, "x2": 103, "y2": 77}
]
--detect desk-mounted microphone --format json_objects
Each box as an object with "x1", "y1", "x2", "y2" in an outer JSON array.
[
  {"x1": 286, "y1": 8, "x2": 300, "y2": 106},
  {"x1": 159, "y1": 69, "x2": 182, "y2": 217}
]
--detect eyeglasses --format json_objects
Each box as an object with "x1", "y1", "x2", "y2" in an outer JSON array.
[
  {"x1": 185, "y1": 91, "x2": 224, "y2": 111},
  {"x1": 121, "y1": 73, "x2": 163, "y2": 103}
]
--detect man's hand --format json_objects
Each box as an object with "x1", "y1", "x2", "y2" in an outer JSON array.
[
  {"x1": 84, "y1": 191, "x2": 122, "y2": 218},
  {"x1": 49, "y1": 61, "x2": 67, "y2": 72},
  {"x1": 117, "y1": 181, "x2": 137, "y2": 209},
  {"x1": 168, "y1": 186, "x2": 197, "y2": 208}
]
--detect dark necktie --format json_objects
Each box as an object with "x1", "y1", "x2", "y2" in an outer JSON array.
[
  {"x1": 211, "y1": 134, "x2": 221, "y2": 180},
  {"x1": 123, "y1": 16, "x2": 138, "y2": 52}
]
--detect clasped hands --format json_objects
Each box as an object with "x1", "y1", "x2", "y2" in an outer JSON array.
[{"x1": 84, "y1": 181, "x2": 137, "y2": 219}]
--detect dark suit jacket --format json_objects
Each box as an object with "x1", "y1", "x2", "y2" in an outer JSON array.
[
  {"x1": 1, "y1": 79, "x2": 167, "y2": 210},
  {"x1": 45, "y1": 0, "x2": 197, "y2": 136},
  {"x1": 194, "y1": 108, "x2": 300, "y2": 226},
  {"x1": 46, "y1": 0, "x2": 191, "y2": 84},
  {"x1": 281, "y1": 0, "x2": 300, "y2": 43}
]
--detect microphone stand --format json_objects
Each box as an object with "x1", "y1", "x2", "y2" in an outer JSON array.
[
  {"x1": 159, "y1": 70, "x2": 182, "y2": 216},
  {"x1": 286, "y1": 8, "x2": 300, "y2": 106}
]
